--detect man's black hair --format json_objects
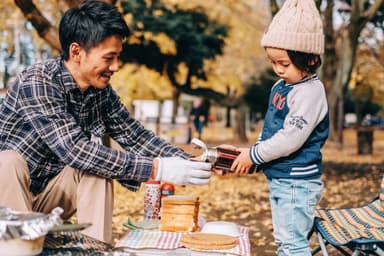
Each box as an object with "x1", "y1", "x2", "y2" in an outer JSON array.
[
  {"x1": 59, "y1": 0, "x2": 130, "y2": 60},
  {"x1": 287, "y1": 50, "x2": 322, "y2": 74}
]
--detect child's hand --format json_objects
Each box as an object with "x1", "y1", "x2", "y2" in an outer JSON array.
[
  {"x1": 211, "y1": 168, "x2": 225, "y2": 176},
  {"x1": 231, "y1": 148, "x2": 253, "y2": 176},
  {"x1": 217, "y1": 144, "x2": 238, "y2": 151}
]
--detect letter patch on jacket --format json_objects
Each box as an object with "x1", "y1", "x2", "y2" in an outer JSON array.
[{"x1": 271, "y1": 92, "x2": 286, "y2": 110}]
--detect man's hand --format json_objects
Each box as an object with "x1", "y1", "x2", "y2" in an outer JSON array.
[{"x1": 154, "y1": 157, "x2": 212, "y2": 185}]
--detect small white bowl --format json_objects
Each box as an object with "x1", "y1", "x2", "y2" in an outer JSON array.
[{"x1": 201, "y1": 221, "x2": 240, "y2": 237}]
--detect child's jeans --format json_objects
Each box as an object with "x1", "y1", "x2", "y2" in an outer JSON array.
[{"x1": 267, "y1": 177, "x2": 323, "y2": 256}]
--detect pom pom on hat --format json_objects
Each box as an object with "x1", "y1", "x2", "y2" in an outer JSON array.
[{"x1": 261, "y1": 0, "x2": 324, "y2": 55}]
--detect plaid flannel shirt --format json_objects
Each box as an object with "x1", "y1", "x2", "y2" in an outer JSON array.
[{"x1": 0, "y1": 57, "x2": 189, "y2": 195}]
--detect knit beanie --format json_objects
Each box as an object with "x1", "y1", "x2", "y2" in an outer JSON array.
[{"x1": 261, "y1": 0, "x2": 324, "y2": 55}]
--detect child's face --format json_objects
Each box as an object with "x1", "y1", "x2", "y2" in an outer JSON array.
[{"x1": 265, "y1": 47, "x2": 307, "y2": 84}]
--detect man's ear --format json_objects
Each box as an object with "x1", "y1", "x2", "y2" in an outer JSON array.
[{"x1": 69, "y1": 42, "x2": 82, "y2": 62}]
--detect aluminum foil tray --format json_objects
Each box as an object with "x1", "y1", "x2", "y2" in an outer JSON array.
[{"x1": 0, "y1": 207, "x2": 63, "y2": 240}]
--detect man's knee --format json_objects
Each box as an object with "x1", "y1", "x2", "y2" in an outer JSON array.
[
  {"x1": 0, "y1": 149, "x2": 25, "y2": 164},
  {"x1": 0, "y1": 150, "x2": 29, "y2": 181},
  {"x1": 0, "y1": 150, "x2": 32, "y2": 211}
]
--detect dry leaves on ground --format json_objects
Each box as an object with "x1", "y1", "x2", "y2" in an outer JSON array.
[{"x1": 111, "y1": 129, "x2": 384, "y2": 255}]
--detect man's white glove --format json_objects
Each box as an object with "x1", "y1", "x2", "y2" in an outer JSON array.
[{"x1": 154, "y1": 157, "x2": 212, "y2": 185}]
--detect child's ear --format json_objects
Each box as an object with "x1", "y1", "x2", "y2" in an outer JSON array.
[{"x1": 308, "y1": 55, "x2": 319, "y2": 66}]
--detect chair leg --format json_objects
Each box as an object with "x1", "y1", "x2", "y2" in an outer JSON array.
[
  {"x1": 311, "y1": 246, "x2": 323, "y2": 255},
  {"x1": 316, "y1": 231, "x2": 352, "y2": 256},
  {"x1": 353, "y1": 243, "x2": 384, "y2": 256},
  {"x1": 316, "y1": 232, "x2": 329, "y2": 256},
  {"x1": 351, "y1": 249, "x2": 361, "y2": 256},
  {"x1": 335, "y1": 245, "x2": 355, "y2": 256},
  {"x1": 374, "y1": 246, "x2": 384, "y2": 256}
]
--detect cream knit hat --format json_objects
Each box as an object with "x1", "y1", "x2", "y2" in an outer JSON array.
[{"x1": 261, "y1": 0, "x2": 324, "y2": 55}]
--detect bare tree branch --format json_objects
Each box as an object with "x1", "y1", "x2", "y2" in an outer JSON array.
[
  {"x1": 361, "y1": 0, "x2": 383, "y2": 20},
  {"x1": 14, "y1": 0, "x2": 61, "y2": 50},
  {"x1": 14, "y1": 0, "x2": 116, "y2": 51}
]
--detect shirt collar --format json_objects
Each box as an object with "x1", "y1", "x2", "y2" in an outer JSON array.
[
  {"x1": 57, "y1": 57, "x2": 101, "y2": 96},
  {"x1": 57, "y1": 57, "x2": 81, "y2": 94},
  {"x1": 285, "y1": 74, "x2": 318, "y2": 86}
]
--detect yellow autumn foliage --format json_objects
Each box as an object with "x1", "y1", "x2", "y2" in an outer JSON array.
[
  {"x1": 111, "y1": 64, "x2": 175, "y2": 106},
  {"x1": 112, "y1": 0, "x2": 270, "y2": 105},
  {"x1": 350, "y1": 46, "x2": 384, "y2": 108}
]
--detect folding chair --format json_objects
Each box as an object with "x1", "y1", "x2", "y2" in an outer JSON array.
[{"x1": 311, "y1": 175, "x2": 384, "y2": 256}]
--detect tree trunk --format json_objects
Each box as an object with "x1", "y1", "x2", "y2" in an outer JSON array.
[
  {"x1": 233, "y1": 102, "x2": 248, "y2": 143},
  {"x1": 330, "y1": 28, "x2": 353, "y2": 146},
  {"x1": 321, "y1": 0, "x2": 338, "y2": 141},
  {"x1": 226, "y1": 106, "x2": 231, "y2": 128},
  {"x1": 357, "y1": 127, "x2": 373, "y2": 155},
  {"x1": 172, "y1": 90, "x2": 180, "y2": 125},
  {"x1": 318, "y1": 0, "x2": 382, "y2": 146},
  {"x1": 14, "y1": 0, "x2": 116, "y2": 52},
  {"x1": 337, "y1": 97, "x2": 344, "y2": 145},
  {"x1": 14, "y1": 0, "x2": 61, "y2": 51}
]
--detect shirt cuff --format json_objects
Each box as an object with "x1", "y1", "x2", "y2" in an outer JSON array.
[{"x1": 249, "y1": 145, "x2": 264, "y2": 165}]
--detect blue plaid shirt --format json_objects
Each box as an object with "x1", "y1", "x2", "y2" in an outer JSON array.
[{"x1": 0, "y1": 57, "x2": 189, "y2": 195}]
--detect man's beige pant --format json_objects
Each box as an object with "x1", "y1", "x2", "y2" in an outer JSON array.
[{"x1": 0, "y1": 150, "x2": 114, "y2": 243}]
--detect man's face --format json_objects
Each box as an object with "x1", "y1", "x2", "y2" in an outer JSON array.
[{"x1": 70, "y1": 35, "x2": 123, "y2": 91}]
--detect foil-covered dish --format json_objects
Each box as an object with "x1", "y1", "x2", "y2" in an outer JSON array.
[
  {"x1": 0, "y1": 207, "x2": 63, "y2": 241},
  {"x1": 0, "y1": 207, "x2": 64, "y2": 255}
]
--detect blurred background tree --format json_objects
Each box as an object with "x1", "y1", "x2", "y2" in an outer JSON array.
[
  {"x1": 243, "y1": 68, "x2": 278, "y2": 128},
  {"x1": 320, "y1": 0, "x2": 383, "y2": 145},
  {"x1": 119, "y1": 0, "x2": 228, "y2": 125},
  {"x1": 347, "y1": 36, "x2": 384, "y2": 127},
  {"x1": 4, "y1": 0, "x2": 384, "y2": 144},
  {"x1": 268, "y1": 0, "x2": 383, "y2": 146},
  {"x1": 9, "y1": 0, "x2": 268, "y2": 142}
]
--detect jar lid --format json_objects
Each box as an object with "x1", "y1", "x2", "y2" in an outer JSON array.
[{"x1": 146, "y1": 178, "x2": 160, "y2": 184}]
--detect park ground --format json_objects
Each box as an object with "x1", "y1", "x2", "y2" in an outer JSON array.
[{"x1": 111, "y1": 127, "x2": 384, "y2": 255}]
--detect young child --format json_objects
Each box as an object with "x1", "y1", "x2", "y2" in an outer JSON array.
[{"x1": 231, "y1": 0, "x2": 329, "y2": 255}]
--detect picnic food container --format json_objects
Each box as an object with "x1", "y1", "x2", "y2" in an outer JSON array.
[
  {"x1": 191, "y1": 138, "x2": 257, "y2": 173},
  {"x1": 160, "y1": 183, "x2": 175, "y2": 199},
  {"x1": 160, "y1": 195, "x2": 199, "y2": 232},
  {"x1": 144, "y1": 179, "x2": 161, "y2": 220},
  {"x1": 191, "y1": 138, "x2": 240, "y2": 173},
  {"x1": 201, "y1": 221, "x2": 240, "y2": 237},
  {"x1": 0, "y1": 207, "x2": 63, "y2": 255}
]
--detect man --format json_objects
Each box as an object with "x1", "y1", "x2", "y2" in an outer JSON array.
[{"x1": 0, "y1": 0, "x2": 211, "y2": 243}]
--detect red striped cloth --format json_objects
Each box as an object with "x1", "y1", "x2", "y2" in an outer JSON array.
[{"x1": 116, "y1": 226, "x2": 251, "y2": 255}]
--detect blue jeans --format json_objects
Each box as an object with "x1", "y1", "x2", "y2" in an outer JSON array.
[
  {"x1": 267, "y1": 178, "x2": 323, "y2": 256},
  {"x1": 193, "y1": 120, "x2": 204, "y2": 138}
]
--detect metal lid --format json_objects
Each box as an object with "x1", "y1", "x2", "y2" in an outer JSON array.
[
  {"x1": 191, "y1": 138, "x2": 218, "y2": 163},
  {"x1": 0, "y1": 207, "x2": 63, "y2": 240},
  {"x1": 201, "y1": 148, "x2": 218, "y2": 163}
]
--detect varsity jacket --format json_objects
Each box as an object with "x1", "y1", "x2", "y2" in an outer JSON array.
[{"x1": 250, "y1": 75, "x2": 329, "y2": 179}]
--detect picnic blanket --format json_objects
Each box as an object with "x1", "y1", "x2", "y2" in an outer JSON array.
[{"x1": 116, "y1": 225, "x2": 251, "y2": 256}]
